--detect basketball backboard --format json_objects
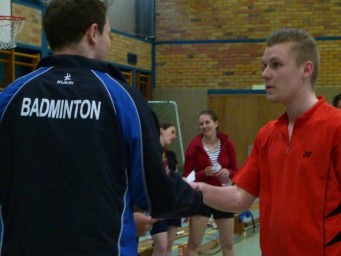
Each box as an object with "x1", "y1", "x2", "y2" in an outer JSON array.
[
  {"x1": 0, "y1": 0, "x2": 11, "y2": 16},
  {"x1": 0, "y1": 0, "x2": 25, "y2": 49},
  {"x1": 0, "y1": 0, "x2": 11, "y2": 46}
]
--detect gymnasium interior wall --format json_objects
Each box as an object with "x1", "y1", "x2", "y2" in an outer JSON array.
[
  {"x1": 153, "y1": 0, "x2": 341, "y2": 159},
  {"x1": 12, "y1": 2, "x2": 42, "y2": 47},
  {"x1": 154, "y1": 0, "x2": 341, "y2": 89},
  {"x1": 4, "y1": 0, "x2": 341, "y2": 165},
  {"x1": 153, "y1": 87, "x2": 208, "y2": 153},
  {"x1": 11, "y1": 1, "x2": 152, "y2": 71}
]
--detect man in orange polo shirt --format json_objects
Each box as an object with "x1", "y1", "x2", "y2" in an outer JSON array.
[{"x1": 190, "y1": 27, "x2": 341, "y2": 256}]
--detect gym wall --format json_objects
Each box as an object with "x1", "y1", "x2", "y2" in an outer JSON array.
[
  {"x1": 11, "y1": 2, "x2": 152, "y2": 71},
  {"x1": 153, "y1": 0, "x2": 341, "y2": 165},
  {"x1": 6, "y1": 1, "x2": 341, "y2": 166},
  {"x1": 154, "y1": 0, "x2": 341, "y2": 89}
]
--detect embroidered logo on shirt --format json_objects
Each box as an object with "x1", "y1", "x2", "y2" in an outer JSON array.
[
  {"x1": 303, "y1": 151, "x2": 312, "y2": 157},
  {"x1": 57, "y1": 73, "x2": 74, "y2": 85}
]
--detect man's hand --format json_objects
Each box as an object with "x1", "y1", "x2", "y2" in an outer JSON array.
[
  {"x1": 189, "y1": 182, "x2": 201, "y2": 191},
  {"x1": 134, "y1": 212, "x2": 158, "y2": 236}
]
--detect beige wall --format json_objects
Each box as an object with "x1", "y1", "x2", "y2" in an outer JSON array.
[
  {"x1": 154, "y1": 86, "x2": 341, "y2": 167},
  {"x1": 153, "y1": 88, "x2": 208, "y2": 154}
]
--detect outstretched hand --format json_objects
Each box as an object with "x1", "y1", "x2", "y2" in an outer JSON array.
[
  {"x1": 189, "y1": 182, "x2": 201, "y2": 191},
  {"x1": 134, "y1": 212, "x2": 158, "y2": 236}
]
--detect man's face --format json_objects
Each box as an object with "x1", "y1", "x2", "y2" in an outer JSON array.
[
  {"x1": 95, "y1": 17, "x2": 111, "y2": 61},
  {"x1": 261, "y1": 42, "x2": 305, "y2": 105}
]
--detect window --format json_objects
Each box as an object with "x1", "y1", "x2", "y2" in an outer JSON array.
[
  {"x1": 108, "y1": 0, "x2": 154, "y2": 39},
  {"x1": 121, "y1": 69, "x2": 151, "y2": 100},
  {"x1": 136, "y1": 72, "x2": 151, "y2": 100},
  {"x1": 19, "y1": 0, "x2": 155, "y2": 39}
]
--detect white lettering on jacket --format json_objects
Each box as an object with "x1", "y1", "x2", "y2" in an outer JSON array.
[{"x1": 21, "y1": 98, "x2": 101, "y2": 120}]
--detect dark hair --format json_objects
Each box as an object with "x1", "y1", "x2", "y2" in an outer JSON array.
[
  {"x1": 198, "y1": 109, "x2": 218, "y2": 122},
  {"x1": 332, "y1": 93, "x2": 341, "y2": 107},
  {"x1": 43, "y1": 0, "x2": 109, "y2": 51},
  {"x1": 159, "y1": 122, "x2": 175, "y2": 130},
  {"x1": 266, "y1": 28, "x2": 320, "y2": 86}
]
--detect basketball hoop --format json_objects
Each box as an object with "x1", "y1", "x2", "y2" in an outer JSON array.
[{"x1": 0, "y1": 16, "x2": 25, "y2": 50}]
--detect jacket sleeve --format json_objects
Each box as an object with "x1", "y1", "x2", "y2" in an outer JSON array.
[
  {"x1": 226, "y1": 140, "x2": 238, "y2": 178},
  {"x1": 182, "y1": 141, "x2": 196, "y2": 178},
  {"x1": 183, "y1": 139, "x2": 208, "y2": 182},
  {"x1": 127, "y1": 88, "x2": 203, "y2": 218},
  {"x1": 0, "y1": 98, "x2": 13, "y2": 220},
  {"x1": 195, "y1": 168, "x2": 208, "y2": 182}
]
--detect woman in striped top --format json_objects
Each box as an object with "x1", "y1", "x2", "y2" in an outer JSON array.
[{"x1": 182, "y1": 110, "x2": 238, "y2": 256}]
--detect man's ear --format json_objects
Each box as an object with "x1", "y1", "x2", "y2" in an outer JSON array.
[
  {"x1": 302, "y1": 61, "x2": 313, "y2": 80},
  {"x1": 86, "y1": 23, "x2": 98, "y2": 45}
]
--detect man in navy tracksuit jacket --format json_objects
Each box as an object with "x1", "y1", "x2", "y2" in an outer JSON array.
[{"x1": 0, "y1": 0, "x2": 202, "y2": 255}]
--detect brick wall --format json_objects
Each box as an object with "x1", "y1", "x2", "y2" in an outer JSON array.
[
  {"x1": 11, "y1": 3, "x2": 152, "y2": 71},
  {"x1": 155, "y1": 0, "x2": 341, "y2": 88},
  {"x1": 156, "y1": 43, "x2": 264, "y2": 88},
  {"x1": 12, "y1": 3, "x2": 42, "y2": 47},
  {"x1": 10, "y1": 1, "x2": 341, "y2": 87},
  {"x1": 109, "y1": 33, "x2": 152, "y2": 70}
]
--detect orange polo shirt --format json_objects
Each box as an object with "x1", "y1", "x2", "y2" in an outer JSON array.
[{"x1": 233, "y1": 98, "x2": 341, "y2": 256}]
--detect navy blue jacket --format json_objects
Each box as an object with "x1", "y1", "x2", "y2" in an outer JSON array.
[{"x1": 0, "y1": 55, "x2": 202, "y2": 255}]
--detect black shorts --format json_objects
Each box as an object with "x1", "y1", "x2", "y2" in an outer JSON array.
[
  {"x1": 150, "y1": 218, "x2": 182, "y2": 235},
  {"x1": 199, "y1": 203, "x2": 234, "y2": 219}
]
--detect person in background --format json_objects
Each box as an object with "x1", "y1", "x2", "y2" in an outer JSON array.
[
  {"x1": 190, "y1": 28, "x2": 341, "y2": 256},
  {"x1": 183, "y1": 110, "x2": 238, "y2": 256},
  {"x1": 151, "y1": 122, "x2": 182, "y2": 256},
  {"x1": 332, "y1": 93, "x2": 341, "y2": 109},
  {"x1": 0, "y1": 1, "x2": 203, "y2": 255}
]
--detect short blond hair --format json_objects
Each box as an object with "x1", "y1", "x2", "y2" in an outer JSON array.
[{"x1": 266, "y1": 28, "x2": 320, "y2": 86}]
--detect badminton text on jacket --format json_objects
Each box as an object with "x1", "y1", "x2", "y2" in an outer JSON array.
[{"x1": 20, "y1": 97, "x2": 101, "y2": 120}]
